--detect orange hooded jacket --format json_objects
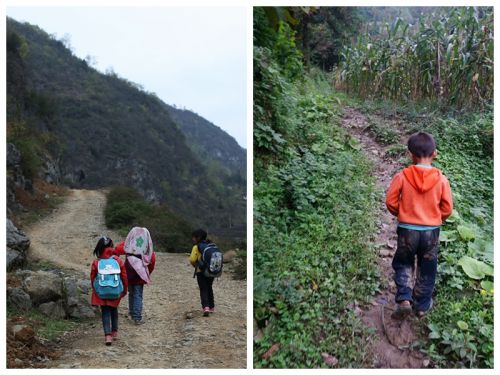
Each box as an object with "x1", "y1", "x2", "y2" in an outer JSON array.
[{"x1": 385, "y1": 165, "x2": 453, "y2": 226}]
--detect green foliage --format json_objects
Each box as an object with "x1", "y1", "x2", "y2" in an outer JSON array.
[
  {"x1": 7, "y1": 305, "x2": 77, "y2": 342},
  {"x1": 254, "y1": 20, "x2": 380, "y2": 365},
  {"x1": 338, "y1": 7, "x2": 493, "y2": 109},
  {"x1": 366, "y1": 116, "x2": 400, "y2": 145},
  {"x1": 7, "y1": 122, "x2": 44, "y2": 179},
  {"x1": 105, "y1": 186, "x2": 192, "y2": 253}
]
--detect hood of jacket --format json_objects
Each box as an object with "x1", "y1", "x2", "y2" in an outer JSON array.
[{"x1": 402, "y1": 165, "x2": 442, "y2": 193}]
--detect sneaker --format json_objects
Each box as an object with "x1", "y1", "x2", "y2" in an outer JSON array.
[
  {"x1": 134, "y1": 319, "x2": 145, "y2": 325},
  {"x1": 209, "y1": 308, "x2": 215, "y2": 313},
  {"x1": 203, "y1": 307, "x2": 210, "y2": 317},
  {"x1": 111, "y1": 331, "x2": 118, "y2": 340},
  {"x1": 391, "y1": 301, "x2": 412, "y2": 320},
  {"x1": 105, "y1": 334, "x2": 113, "y2": 346}
]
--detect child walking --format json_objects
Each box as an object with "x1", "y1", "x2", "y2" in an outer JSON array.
[
  {"x1": 386, "y1": 132, "x2": 453, "y2": 319},
  {"x1": 114, "y1": 227, "x2": 156, "y2": 325},
  {"x1": 90, "y1": 236, "x2": 128, "y2": 345},
  {"x1": 189, "y1": 229, "x2": 221, "y2": 317}
]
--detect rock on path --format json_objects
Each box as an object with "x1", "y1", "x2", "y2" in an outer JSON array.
[{"x1": 24, "y1": 189, "x2": 247, "y2": 368}]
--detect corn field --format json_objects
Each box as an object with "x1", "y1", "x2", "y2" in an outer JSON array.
[{"x1": 337, "y1": 7, "x2": 493, "y2": 108}]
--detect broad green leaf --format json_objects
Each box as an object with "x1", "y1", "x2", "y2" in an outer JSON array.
[
  {"x1": 457, "y1": 225, "x2": 476, "y2": 241},
  {"x1": 480, "y1": 280, "x2": 493, "y2": 291},
  {"x1": 439, "y1": 230, "x2": 457, "y2": 243},
  {"x1": 457, "y1": 321, "x2": 469, "y2": 330},
  {"x1": 458, "y1": 256, "x2": 493, "y2": 280},
  {"x1": 348, "y1": 137, "x2": 361, "y2": 150},
  {"x1": 429, "y1": 331, "x2": 440, "y2": 339},
  {"x1": 446, "y1": 209, "x2": 460, "y2": 223},
  {"x1": 468, "y1": 239, "x2": 493, "y2": 264}
]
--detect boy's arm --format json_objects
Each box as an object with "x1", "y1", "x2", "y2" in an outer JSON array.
[
  {"x1": 385, "y1": 173, "x2": 403, "y2": 216},
  {"x1": 188, "y1": 245, "x2": 199, "y2": 267},
  {"x1": 440, "y1": 177, "x2": 453, "y2": 221}
]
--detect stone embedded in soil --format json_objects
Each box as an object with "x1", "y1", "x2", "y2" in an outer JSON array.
[
  {"x1": 11, "y1": 324, "x2": 35, "y2": 343},
  {"x1": 39, "y1": 300, "x2": 66, "y2": 319},
  {"x1": 7, "y1": 287, "x2": 32, "y2": 311},
  {"x1": 379, "y1": 249, "x2": 392, "y2": 257},
  {"x1": 22, "y1": 270, "x2": 63, "y2": 305}
]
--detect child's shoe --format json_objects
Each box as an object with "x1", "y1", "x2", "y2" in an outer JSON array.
[
  {"x1": 415, "y1": 299, "x2": 433, "y2": 319},
  {"x1": 111, "y1": 331, "x2": 118, "y2": 340},
  {"x1": 105, "y1": 334, "x2": 113, "y2": 346},
  {"x1": 203, "y1": 307, "x2": 210, "y2": 317},
  {"x1": 391, "y1": 301, "x2": 412, "y2": 320},
  {"x1": 134, "y1": 319, "x2": 145, "y2": 325},
  {"x1": 209, "y1": 308, "x2": 215, "y2": 313}
]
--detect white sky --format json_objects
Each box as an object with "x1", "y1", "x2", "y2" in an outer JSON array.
[{"x1": 6, "y1": 6, "x2": 247, "y2": 147}]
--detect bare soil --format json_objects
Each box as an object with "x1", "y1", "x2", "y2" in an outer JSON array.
[
  {"x1": 22, "y1": 189, "x2": 247, "y2": 369},
  {"x1": 342, "y1": 107, "x2": 428, "y2": 368}
]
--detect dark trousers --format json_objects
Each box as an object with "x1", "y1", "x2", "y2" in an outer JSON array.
[
  {"x1": 196, "y1": 273, "x2": 215, "y2": 309},
  {"x1": 101, "y1": 305, "x2": 118, "y2": 335},
  {"x1": 392, "y1": 227, "x2": 440, "y2": 312}
]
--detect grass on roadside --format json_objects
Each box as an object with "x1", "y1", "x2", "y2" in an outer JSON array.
[{"x1": 7, "y1": 305, "x2": 78, "y2": 342}]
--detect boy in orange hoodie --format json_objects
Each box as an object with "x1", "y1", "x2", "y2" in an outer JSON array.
[{"x1": 385, "y1": 132, "x2": 453, "y2": 319}]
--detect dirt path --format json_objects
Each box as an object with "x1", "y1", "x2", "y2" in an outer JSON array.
[
  {"x1": 341, "y1": 107, "x2": 428, "y2": 368},
  {"x1": 24, "y1": 189, "x2": 247, "y2": 369}
]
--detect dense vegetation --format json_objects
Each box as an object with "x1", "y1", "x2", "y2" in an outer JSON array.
[
  {"x1": 6, "y1": 17, "x2": 245, "y2": 245},
  {"x1": 338, "y1": 7, "x2": 493, "y2": 108},
  {"x1": 254, "y1": 6, "x2": 493, "y2": 369},
  {"x1": 254, "y1": 8, "x2": 380, "y2": 367},
  {"x1": 105, "y1": 186, "x2": 192, "y2": 252}
]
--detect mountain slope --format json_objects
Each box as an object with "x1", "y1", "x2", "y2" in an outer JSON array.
[
  {"x1": 166, "y1": 105, "x2": 246, "y2": 175},
  {"x1": 6, "y1": 18, "x2": 245, "y2": 239}
]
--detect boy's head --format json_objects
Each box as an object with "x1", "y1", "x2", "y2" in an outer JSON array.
[
  {"x1": 191, "y1": 229, "x2": 207, "y2": 244},
  {"x1": 407, "y1": 132, "x2": 437, "y2": 161}
]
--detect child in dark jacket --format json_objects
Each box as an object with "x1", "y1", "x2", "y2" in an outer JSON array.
[
  {"x1": 386, "y1": 132, "x2": 453, "y2": 319},
  {"x1": 114, "y1": 227, "x2": 156, "y2": 325},
  {"x1": 189, "y1": 229, "x2": 215, "y2": 317},
  {"x1": 90, "y1": 236, "x2": 128, "y2": 345}
]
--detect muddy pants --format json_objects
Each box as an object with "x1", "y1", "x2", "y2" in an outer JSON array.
[
  {"x1": 196, "y1": 273, "x2": 215, "y2": 309},
  {"x1": 392, "y1": 227, "x2": 439, "y2": 312}
]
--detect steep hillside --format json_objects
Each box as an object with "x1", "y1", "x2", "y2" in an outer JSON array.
[
  {"x1": 6, "y1": 18, "x2": 245, "y2": 240},
  {"x1": 166, "y1": 105, "x2": 246, "y2": 175}
]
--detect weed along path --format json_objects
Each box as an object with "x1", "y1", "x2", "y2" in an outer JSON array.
[
  {"x1": 24, "y1": 189, "x2": 247, "y2": 369},
  {"x1": 341, "y1": 107, "x2": 428, "y2": 368}
]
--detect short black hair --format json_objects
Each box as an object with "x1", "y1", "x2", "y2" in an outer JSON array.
[
  {"x1": 191, "y1": 229, "x2": 207, "y2": 242},
  {"x1": 407, "y1": 132, "x2": 436, "y2": 157},
  {"x1": 93, "y1": 236, "x2": 113, "y2": 258}
]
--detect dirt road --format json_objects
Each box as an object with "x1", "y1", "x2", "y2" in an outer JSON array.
[
  {"x1": 25, "y1": 189, "x2": 247, "y2": 368},
  {"x1": 342, "y1": 108, "x2": 427, "y2": 368}
]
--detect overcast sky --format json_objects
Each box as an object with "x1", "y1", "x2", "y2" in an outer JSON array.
[{"x1": 6, "y1": 7, "x2": 247, "y2": 147}]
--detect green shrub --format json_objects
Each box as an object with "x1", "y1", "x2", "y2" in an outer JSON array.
[
  {"x1": 105, "y1": 186, "x2": 192, "y2": 252},
  {"x1": 254, "y1": 49, "x2": 380, "y2": 366}
]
